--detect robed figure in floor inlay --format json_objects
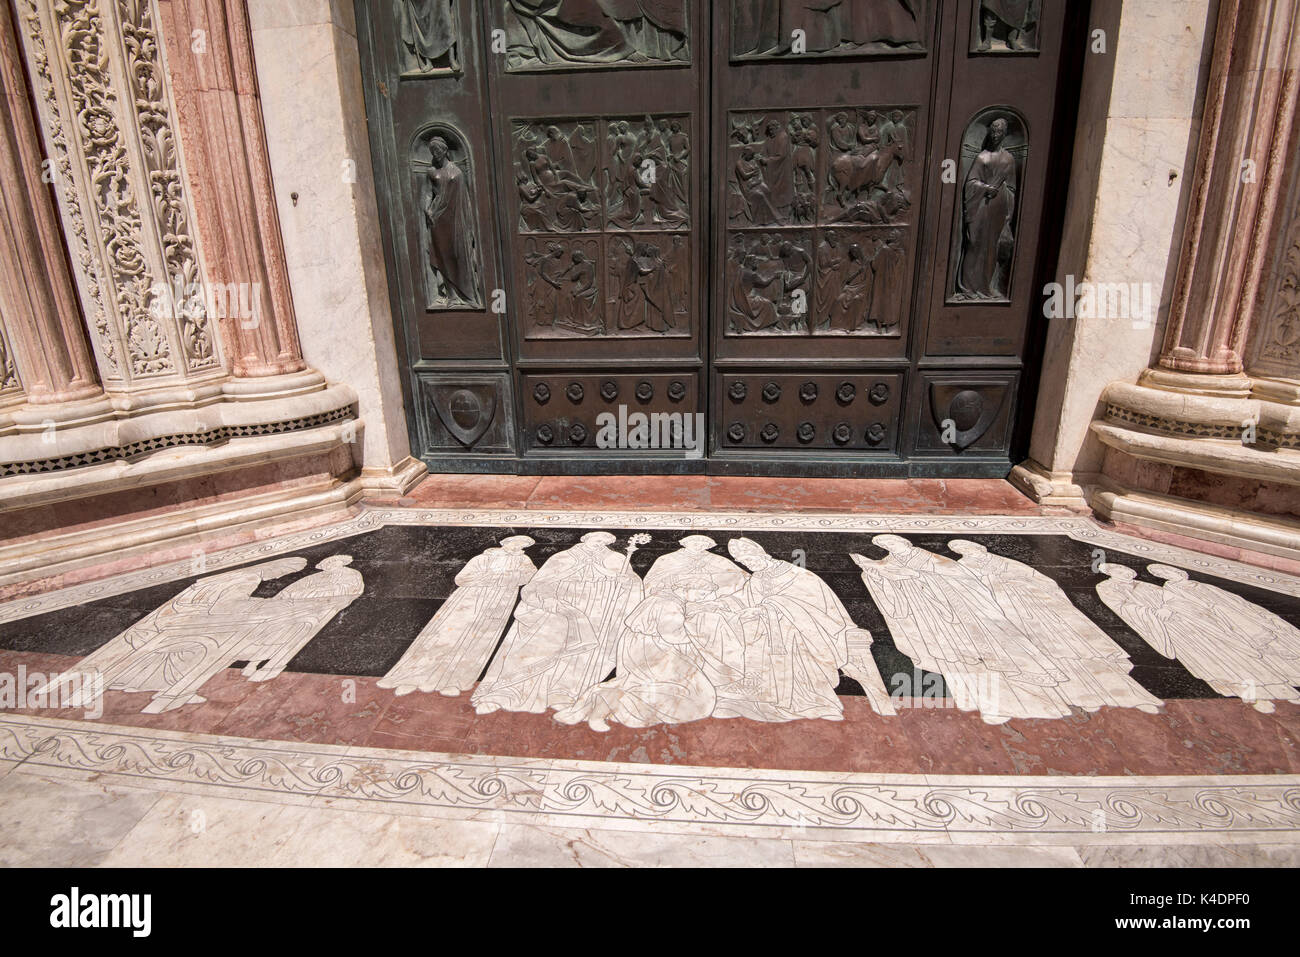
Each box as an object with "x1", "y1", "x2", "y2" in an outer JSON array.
[
  {"x1": 853, "y1": 536, "x2": 1073, "y2": 723},
  {"x1": 378, "y1": 536, "x2": 537, "y2": 697},
  {"x1": 948, "y1": 540, "x2": 1162, "y2": 714},
  {"x1": 1096, "y1": 563, "x2": 1300, "y2": 713},
  {"x1": 715, "y1": 538, "x2": 894, "y2": 721},
  {"x1": 472, "y1": 532, "x2": 647, "y2": 714},
  {"x1": 555, "y1": 535, "x2": 749, "y2": 730}
]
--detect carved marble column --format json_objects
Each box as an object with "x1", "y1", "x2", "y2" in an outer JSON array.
[
  {"x1": 13, "y1": 0, "x2": 224, "y2": 394},
  {"x1": 0, "y1": 0, "x2": 102, "y2": 406},
  {"x1": 154, "y1": 0, "x2": 307, "y2": 378},
  {"x1": 1153, "y1": 0, "x2": 1300, "y2": 387}
]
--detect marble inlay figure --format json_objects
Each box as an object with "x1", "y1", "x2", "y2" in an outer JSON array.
[
  {"x1": 40, "y1": 557, "x2": 363, "y2": 714},
  {"x1": 714, "y1": 538, "x2": 892, "y2": 721},
  {"x1": 1097, "y1": 564, "x2": 1300, "y2": 712},
  {"x1": 555, "y1": 535, "x2": 747, "y2": 730},
  {"x1": 472, "y1": 532, "x2": 648, "y2": 714},
  {"x1": 948, "y1": 541, "x2": 1162, "y2": 713},
  {"x1": 378, "y1": 536, "x2": 537, "y2": 696},
  {"x1": 853, "y1": 536, "x2": 1074, "y2": 723}
]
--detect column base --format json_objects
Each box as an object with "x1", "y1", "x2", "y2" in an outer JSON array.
[{"x1": 1007, "y1": 458, "x2": 1091, "y2": 508}]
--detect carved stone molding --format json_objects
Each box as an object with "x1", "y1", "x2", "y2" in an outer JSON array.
[
  {"x1": 15, "y1": 0, "x2": 222, "y2": 389},
  {"x1": 1158, "y1": 0, "x2": 1300, "y2": 377},
  {"x1": 0, "y1": 0, "x2": 102, "y2": 405},
  {"x1": 154, "y1": 0, "x2": 307, "y2": 378}
]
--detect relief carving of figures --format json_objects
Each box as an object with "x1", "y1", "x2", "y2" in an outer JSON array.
[
  {"x1": 397, "y1": 0, "x2": 460, "y2": 74},
  {"x1": 732, "y1": 0, "x2": 924, "y2": 58},
  {"x1": 378, "y1": 537, "x2": 537, "y2": 696},
  {"x1": 824, "y1": 108, "x2": 912, "y2": 225},
  {"x1": 853, "y1": 536, "x2": 1078, "y2": 723},
  {"x1": 605, "y1": 116, "x2": 689, "y2": 229},
  {"x1": 608, "y1": 234, "x2": 687, "y2": 333},
  {"x1": 728, "y1": 112, "x2": 816, "y2": 226},
  {"x1": 1097, "y1": 564, "x2": 1300, "y2": 713},
  {"x1": 952, "y1": 111, "x2": 1025, "y2": 301},
  {"x1": 513, "y1": 120, "x2": 599, "y2": 233},
  {"x1": 973, "y1": 0, "x2": 1040, "y2": 53},
  {"x1": 815, "y1": 228, "x2": 908, "y2": 335},
  {"x1": 501, "y1": 0, "x2": 690, "y2": 71},
  {"x1": 472, "y1": 532, "x2": 649, "y2": 715},
  {"x1": 523, "y1": 237, "x2": 601, "y2": 335},
  {"x1": 37, "y1": 557, "x2": 363, "y2": 715},
  {"x1": 0, "y1": 323, "x2": 20, "y2": 394},
  {"x1": 949, "y1": 542, "x2": 1162, "y2": 714},
  {"x1": 727, "y1": 231, "x2": 812, "y2": 334},
  {"x1": 417, "y1": 129, "x2": 482, "y2": 308}
]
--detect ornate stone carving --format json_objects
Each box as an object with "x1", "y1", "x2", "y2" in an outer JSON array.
[
  {"x1": 500, "y1": 0, "x2": 689, "y2": 72},
  {"x1": 16, "y1": 0, "x2": 222, "y2": 386},
  {"x1": 397, "y1": 0, "x2": 461, "y2": 76},
  {"x1": 17, "y1": 0, "x2": 118, "y2": 380},
  {"x1": 414, "y1": 125, "x2": 483, "y2": 308},
  {"x1": 0, "y1": 318, "x2": 21, "y2": 397},
  {"x1": 732, "y1": 0, "x2": 925, "y2": 59},
  {"x1": 950, "y1": 108, "x2": 1027, "y2": 303},
  {"x1": 1252, "y1": 160, "x2": 1300, "y2": 377},
  {"x1": 972, "y1": 0, "x2": 1040, "y2": 53}
]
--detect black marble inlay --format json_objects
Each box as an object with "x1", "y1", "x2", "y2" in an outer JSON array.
[{"x1": 3, "y1": 525, "x2": 1298, "y2": 703}]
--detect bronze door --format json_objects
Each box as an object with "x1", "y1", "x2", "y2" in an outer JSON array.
[{"x1": 356, "y1": 1, "x2": 1082, "y2": 476}]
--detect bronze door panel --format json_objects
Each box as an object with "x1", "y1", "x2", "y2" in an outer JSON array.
[{"x1": 356, "y1": 1, "x2": 1083, "y2": 475}]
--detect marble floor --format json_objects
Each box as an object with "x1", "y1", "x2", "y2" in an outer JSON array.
[{"x1": 1, "y1": 478, "x2": 1298, "y2": 867}]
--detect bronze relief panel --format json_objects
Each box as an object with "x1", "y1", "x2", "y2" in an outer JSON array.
[
  {"x1": 512, "y1": 114, "x2": 692, "y2": 340},
  {"x1": 499, "y1": 0, "x2": 691, "y2": 72},
  {"x1": 396, "y1": 0, "x2": 462, "y2": 76},
  {"x1": 731, "y1": 0, "x2": 927, "y2": 60},
  {"x1": 724, "y1": 106, "x2": 916, "y2": 338},
  {"x1": 971, "y1": 0, "x2": 1041, "y2": 54}
]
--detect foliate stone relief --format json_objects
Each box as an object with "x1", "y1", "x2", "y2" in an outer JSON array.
[
  {"x1": 1255, "y1": 185, "x2": 1300, "y2": 374},
  {"x1": 500, "y1": 0, "x2": 690, "y2": 72},
  {"x1": 17, "y1": 0, "x2": 220, "y2": 384},
  {"x1": 0, "y1": 317, "x2": 22, "y2": 395},
  {"x1": 731, "y1": 0, "x2": 925, "y2": 59},
  {"x1": 397, "y1": 0, "x2": 461, "y2": 76},
  {"x1": 415, "y1": 126, "x2": 483, "y2": 309},
  {"x1": 725, "y1": 105, "x2": 914, "y2": 337},
  {"x1": 950, "y1": 108, "x2": 1027, "y2": 303},
  {"x1": 971, "y1": 0, "x2": 1040, "y2": 54},
  {"x1": 119, "y1": 0, "x2": 215, "y2": 372},
  {"x1": 17, "y1": 0, "x2": 119, "y2": 379},
  {"x1": 513, "y1": 115, "x2": 691, "y2": 339}
]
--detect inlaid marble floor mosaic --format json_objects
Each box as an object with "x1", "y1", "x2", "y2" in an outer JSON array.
[{"x1": 2, "y1": 507, "x2": 1298, "y2": 845}]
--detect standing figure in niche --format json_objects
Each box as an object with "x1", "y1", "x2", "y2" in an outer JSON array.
[
  {"x1": 871, "y1": 229, "x2": 907, "y2": 332},
  {"x1": 424, "y1": 135, "x2": 479, "y2": 305},
  {"x1": 956, "y1": 116, "x2": 1017, "y2": 299},
  {"x1": 378, "y1": 536, "x2": 537, "y2": 697}
]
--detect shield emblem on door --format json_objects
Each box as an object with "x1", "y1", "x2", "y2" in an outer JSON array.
[{"x1": 428, "y1": 383, "x2": 497, "y2": 448}]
